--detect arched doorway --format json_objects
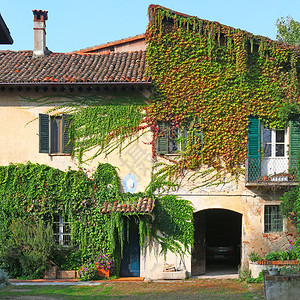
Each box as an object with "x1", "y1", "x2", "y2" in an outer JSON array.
[{"x1": 192, "y1": 209, "x2": 242, "y2": 276}]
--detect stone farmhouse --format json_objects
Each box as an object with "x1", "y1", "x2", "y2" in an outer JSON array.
[{"x1": 0, "y1": 6, "x2": 299, "y2": 279}]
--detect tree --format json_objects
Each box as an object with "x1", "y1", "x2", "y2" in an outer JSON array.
[{"x1": 276, "y1": 16, "x2": 300, "y2": 46}]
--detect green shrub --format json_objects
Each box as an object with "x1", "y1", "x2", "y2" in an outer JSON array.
[
  {"x1": 249, "y1": 252, "x2": 263, "y2": 262},
  {"x1": 78, "y1": 261, "x2": 98, "y2": 281},
  {"x1": 51, "y1": 247, "x2": 82, "y2": 270},
  {"x1": 276, "y1": 248, "x2": 297, "y2": 261},
  {"x1": 0, "y1": 268, "x2": 9, "y2": 289},
  {"x1": 280, "y1": 266, "x2": 300, "y2": 275},
  {"x1": 238, "y1": 267, "x2": 252, "y2": 282},
  {"x1": 292, "y1": 238, "x2": 300, "y2": 260},
  {"x1": 245, "y1": 271, "x2": 263, "y2": 283},
  {"x1": 265, "y1": 251, "x2": 278, "y2": 261},
  {"x1": 0, "y1": 220, "x2": 55, "y2": 279}
]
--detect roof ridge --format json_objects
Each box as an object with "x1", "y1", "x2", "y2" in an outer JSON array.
[{"x1": 74, "y1": 33, "x2": 145, "y2": 54}]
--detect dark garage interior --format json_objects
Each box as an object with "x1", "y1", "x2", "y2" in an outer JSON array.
[{"x1": 192, "y1": 209, "x2": 242, "y2": 276}]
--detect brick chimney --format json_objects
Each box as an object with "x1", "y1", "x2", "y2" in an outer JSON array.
[{"x1": 33, "y1": 10, "x2": 51, "y2": 57}]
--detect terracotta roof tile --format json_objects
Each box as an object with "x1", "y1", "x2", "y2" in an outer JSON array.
[
  {"x1": 75, "y1": 34, "x2": 145, "y2": 54},
  {"x1": 101, "y1": 197, "x2": 155, "y2": 214},
  {"x1": 0, "y1": 50, "x2": 150, "y2": 84}
]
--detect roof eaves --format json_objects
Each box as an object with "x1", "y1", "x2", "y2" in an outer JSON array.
[{"x1": 0, "y1": 81, "x2": 152, "y2": 86}]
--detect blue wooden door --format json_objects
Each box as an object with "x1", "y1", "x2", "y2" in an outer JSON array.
[{"x1": 120, "y1": 219, "x2": 140, "y2": 277}]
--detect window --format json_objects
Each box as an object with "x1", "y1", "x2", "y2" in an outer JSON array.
[
  {"x1": 262, "y1": 126, "x2": 287, "y2": 158},
  {"x1": 156, "y1": 121, "x2": 203, "y2": 154},
  {"x1": 246, "y1": 117, "x2": 300, "y2": 183},
  {"x1": 39, "y1": 113, "x2": 72, "y2": 154},
  {"x1": 261, "y1": 125, "x2": 288, "y2": 178},
  {"x1": 53, "y1": 214, "x2": 71, "y2": 246},
  {"x1": 264, "y1": 205, "x2": 283, "y2": 232}
]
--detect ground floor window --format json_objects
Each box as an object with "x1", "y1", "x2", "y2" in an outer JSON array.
[
  {"x1": 53, "y1": 214, "x2": 71, "y2": 246},
  {"x1": 264, "y1": 205, "x2": 283, "y2": 232}
]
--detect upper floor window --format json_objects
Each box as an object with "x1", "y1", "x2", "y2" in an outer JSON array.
[
  {"x1": 156, "y1": 121, "x2": 203, "y2": 155},
  {"x1": 247, "y1": 116, "x2": 300, "y2": 184},
  {"x1": 39, "y1": 113, "x2": 72, "y2": 155},
  {"x1": 262, "y1": 126, "x2": 287, "y2": 158}
]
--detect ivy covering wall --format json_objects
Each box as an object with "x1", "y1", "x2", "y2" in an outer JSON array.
[
  {"x1": 145, "y1": 5, "x2": 300, "y2": 177},
  {"x1": 0, "y1": 162, "x2": 194, "y2": 275}
]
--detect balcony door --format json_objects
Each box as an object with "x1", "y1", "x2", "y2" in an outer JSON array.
[{"x1": 261, "y1": 126, "x2": 288, "y2": 180}]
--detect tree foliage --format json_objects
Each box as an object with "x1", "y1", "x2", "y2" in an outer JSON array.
[{"x1": 276, "y1": 16, "x2": 300, "y2": 46}]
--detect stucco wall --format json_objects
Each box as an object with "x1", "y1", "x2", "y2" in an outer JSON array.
[
  {"x1": 0, "y1": 89, "x2": 152, "y2": 192},
  {"x1": 0, "y1": 89, "x2": 298, "y2": 279}
]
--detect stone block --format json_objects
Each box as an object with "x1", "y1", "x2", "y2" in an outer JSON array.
[{"x1": 162, "y1": 270, "x2": 187, "y2": 280}]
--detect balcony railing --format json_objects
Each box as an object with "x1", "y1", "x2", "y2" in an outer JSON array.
[{"x1": 245, "y1": 157, "x2": 298, "y2": 185}]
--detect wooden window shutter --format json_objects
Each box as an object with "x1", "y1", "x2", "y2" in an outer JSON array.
[
  {"x1": 247, "y1": 117, "x2": 261, "y2": 181},
  {"x1": 157, "y1": 122, "x2": 169, "y2": 154},
  {"x1": 62, "y1": 114, "x2": 73, "y2": 154},
  {"x1": 289, "y1": 116, "x2": 300, "y2": 170},
  {"x1": 39, "y1": 113, "x2": 49, "y2": 153}
]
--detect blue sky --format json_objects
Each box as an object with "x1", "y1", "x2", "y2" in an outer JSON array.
[{"x1": 1, "y1": 0, "x2": 300, "y2": 53}]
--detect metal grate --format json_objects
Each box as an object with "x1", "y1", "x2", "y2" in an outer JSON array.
[
  {"x1": 53, "y1": 214, "x2": 71, "y2": 246},
  {"x1": 264, "y1": 205, "x2": 283, "y2": 232},
  {"x1": 246, "y1": 157, "x2": 297, "y2": 184}
]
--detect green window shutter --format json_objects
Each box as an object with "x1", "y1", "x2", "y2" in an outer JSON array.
[
  {"x1": 289, "y1": 116, "x2": 300, "y2": 171},
  {"x1": 181, "y1": 128, "x2": 188, "y2": 152},
  {"x1": 157, "y1": 122, "x2": 169, "y2": 154},
  {"x1": 62, "y1": 114, "x2": 73, "y2": 154},
  {"x1": 39, "y1": 113, "x2": 49, "y2": 153},
  {"x1": 191, "y1": 126, "x2": 203, "y2": 152},
  {"x1": 247, "y1": 117, "x2": 261, "y2": 181}
]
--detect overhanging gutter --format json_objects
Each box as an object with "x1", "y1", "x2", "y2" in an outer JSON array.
[{"x1": 0, "y1": 82, "x2": 152, "y2": 87}]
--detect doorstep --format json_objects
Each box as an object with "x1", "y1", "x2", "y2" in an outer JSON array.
[{"x1": 109, "y1": 277, "x2": 145, "y2": 282}]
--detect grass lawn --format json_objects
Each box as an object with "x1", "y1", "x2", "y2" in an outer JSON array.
[{"x1": 0, "y1": 279, "x2": 264, "y2": 299}]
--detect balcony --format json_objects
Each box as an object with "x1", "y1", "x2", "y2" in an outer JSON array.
[{"x1": 245, "y1": 157, "x2": 298, "y2": 186}]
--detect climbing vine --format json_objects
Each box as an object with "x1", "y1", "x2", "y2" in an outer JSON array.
[
  {"x1": 0, "y1": 162, "x2": 194, "y2": 275},
  {"x1": 145, "y1": 5, "x2": 300, "y2": 178},
  {"x1": 25, "y1": 91, "x2": 149, "y2": 163}
]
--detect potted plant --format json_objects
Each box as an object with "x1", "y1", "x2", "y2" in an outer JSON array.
[
  {"x1": 95, "y1": 254, "x2": 114, "y2": 278},
  {"x1": 78, "y1": 262, "x2": 98, "y2": 281},
  {"x1": 268, "y1": 267, "x2": 281, "y2": 276}
]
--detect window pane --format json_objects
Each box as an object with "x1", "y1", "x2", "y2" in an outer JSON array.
[
  {"x1": 53, "y1": 223, "x2": 59, "y2": 234},
  {"x1": 263, "y1": 127, "x2": 271, "y2": 143},
  {"x1": 51, "y1": 117, "x2": 62, "y2": 153},
  {"x1": 53, "y1": 214, "x2": 71, "y2": 246},
  {"x1": 53, "y1": 214, "x2": 59, "y2": 223},
  {"x1": 54, "y1": 234, "x2": 59, "y2": 243},
  {"x1": 64, "y1": 223, "x2": 70, "y2": 234},
  {"x1": 264, "y1": 144, "x2": 271, "y2": 157},
  {"x1": 276, "y1": 130, "x2": 284, "y2": 143},
  {"x1": 276, "y1": 144, "x2": 284, "y2": 157},
  {"x1": 63, "y1": 234, "x2": 71, "y2": 246},
  {"x1": 169, "y1": 126, "x2": 179, "y2": 153},
  {"x1": 265, "y1": 205, "x2": 283, "y2": 232}
]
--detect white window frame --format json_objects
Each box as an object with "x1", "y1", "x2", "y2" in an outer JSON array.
[
  {"x1": 53, "y1": 214, "x2": 71, "y2": 246},
  {"x1": 261, "y1": 125, "x2": 289, "y2": 179}
]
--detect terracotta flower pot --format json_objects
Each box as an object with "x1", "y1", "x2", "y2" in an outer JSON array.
[
  {"x1": 254, "y1": 260, "x2": 298, "y2": 266},
  {"x1": 96, "y1": 263, "x2": 109, "y2": 278}
]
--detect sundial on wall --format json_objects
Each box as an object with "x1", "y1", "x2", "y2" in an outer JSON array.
[{"x1": 123, "y1": 174, "x2": 137, "y2": 193}]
